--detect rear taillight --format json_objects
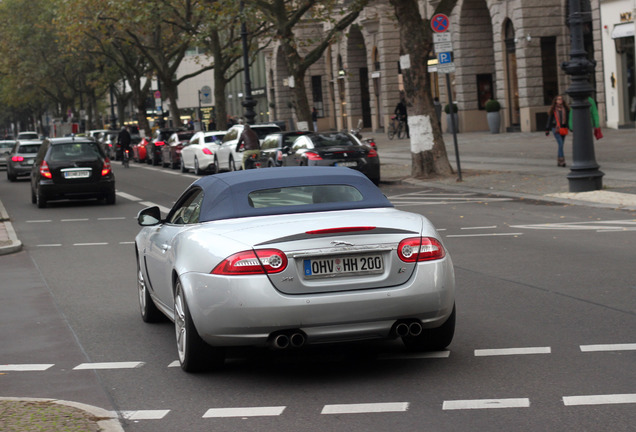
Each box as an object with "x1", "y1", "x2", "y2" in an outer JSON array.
[
  {"x1": 102, "y1": 159, "x2": 112, "y2": 176},
  {"x1": 155, "y1": 141, "x2": 165, "y2": 146},
  {"x1": 367, "y1": 148, "x2": 378, "y2": 157},
  {"x1": 202, "y1": 148, "x2": 213, "y2": 155},
  {"x1": 39, "y1": 161, "x2": 52, "y2": 179},
  {"x1": 397, "y1": 237, "x2": 446, "y2": 262},
  {"x1": 306, "y1": 151, "x2": 322, "y2": 160},
  {"x1": 12, "y1": 155, "x2": 24, "y2": 162},
  {"x1": 211, "y1": 249, "x2": 288, "y2": 275}
]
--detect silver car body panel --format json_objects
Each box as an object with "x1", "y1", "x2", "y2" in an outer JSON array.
[{"x1": 136, "y1": 208, "x2": 454, "y2": 347}]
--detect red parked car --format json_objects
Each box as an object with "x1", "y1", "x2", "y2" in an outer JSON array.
[{"x1": 161, "y1": 131, "x2": 195, "y2": 169}]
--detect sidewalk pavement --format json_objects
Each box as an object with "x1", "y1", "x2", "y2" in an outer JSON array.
[{"x1": 0, "y1": 126, "x2": 634, "y2": 430}]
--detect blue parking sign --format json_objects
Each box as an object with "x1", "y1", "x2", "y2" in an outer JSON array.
[{"x1": 438, "y1": 52, "x2": 453, "y2": 64}]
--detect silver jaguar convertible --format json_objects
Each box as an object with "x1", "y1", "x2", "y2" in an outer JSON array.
[{"x1": 135, "y1": 166, "x2": 455, "y2": 372}]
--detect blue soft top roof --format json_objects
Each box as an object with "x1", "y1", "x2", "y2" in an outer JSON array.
[{"x1": 190, "y1": 166, "x2": 392, "y2": 222}]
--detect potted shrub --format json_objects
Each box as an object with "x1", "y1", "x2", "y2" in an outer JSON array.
[
  {"x1": 444, "y1": 103, "x2": 459, "y2": 133},
  {"x1": 485, "y1": 99, "x2": 501, "y2": 134}
]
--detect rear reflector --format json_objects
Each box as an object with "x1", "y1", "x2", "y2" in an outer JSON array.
[{"x1": 306, "y1": 226, "x2": 376, "y2": 235}]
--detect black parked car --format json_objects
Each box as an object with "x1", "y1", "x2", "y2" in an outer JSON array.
[
  {"x1": 147, "y1": 128, "x2": 182, "y2": 166},
  {"x1": 282, "y1": 132, "x2": 380, "y2": 185},
  {"x1": 30, "y1": 137, "x2": 116, "y2": 208},
  {"x1": 258, "y1": 131, "x2": 312, "y2": 168}
]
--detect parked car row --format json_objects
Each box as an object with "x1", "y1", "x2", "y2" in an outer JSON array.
[{"x1": 122, "y1": 124, "x2": 380, "y2": 184}]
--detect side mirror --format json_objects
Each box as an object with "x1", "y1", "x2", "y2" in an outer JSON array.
[{"x1": 137, "y1": 206, "x2": 162, "y2": 226}]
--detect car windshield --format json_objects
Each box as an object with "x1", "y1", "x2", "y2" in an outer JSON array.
[
  {"x1": 248, "y1": 185, "x2": 363, "y2": 208},
  {"x1": 0, "y1": 142, "x2": 14, "y2": 151},
  {"x1": 17, "y1": 144, "x2": 41, "y2": 154},
  {"x1": 49, "y1": 143, "x2": 101, "y2": 161},
  {"x1": 18, "y1": 133, "x2": 38, "y2": 139}
]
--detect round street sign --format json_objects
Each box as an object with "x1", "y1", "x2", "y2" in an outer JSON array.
[{"x1": 431, "y1": 13, "x2": 450, "y2": 33}]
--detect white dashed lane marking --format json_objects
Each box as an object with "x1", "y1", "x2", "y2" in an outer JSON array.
[
  {"x1": 580, "y1": 343, "x2": 636, "y2": 352},
  {"x1": 443, "y1": 398, "x2": 530, "y2": 410},
  {"x1": 0, "y1": 364, "x2": 54, "y2": 371},
  {"x1": 321, "y1": 402, "x2": 409, "y2": 414},
  {"x1": 203, "y1": 406, "x2": 286, "y2": 418},
  {"x1": 121, "y1": 410, "x2": 170, "y2": 420},
  {"x1": 563, "y1": 394, "x2": 636, "y2": 406},
  {"x1": 73, "y1": 362, "x2": 145, "y2": 370},
  {"x1": 474, "y1": 347, "x2": 551, "y2": 357}
]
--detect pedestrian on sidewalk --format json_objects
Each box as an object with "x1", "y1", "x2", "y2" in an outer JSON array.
[
  {"x1": 394, "y1": 93, "x2": 410, "y2": 139},
  {"x1": 545, "y1": 95, "x2": 570, "y2": 167}
]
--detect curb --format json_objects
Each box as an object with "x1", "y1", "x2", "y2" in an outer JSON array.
[
  {"x1": 0, "y1": 397, "x2": 124, "y2": 432},
  {"x1": 0, "y1": 200, "x2": 22, "y2": 255}
]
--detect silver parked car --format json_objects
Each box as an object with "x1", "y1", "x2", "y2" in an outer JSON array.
[{"x1": 135, "y1": 167, "x2": 456, "y2": 372}]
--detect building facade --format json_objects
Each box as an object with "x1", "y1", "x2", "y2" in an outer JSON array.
[{"x1": 262, "y1": 0, "x2": 631, "y2": 134}]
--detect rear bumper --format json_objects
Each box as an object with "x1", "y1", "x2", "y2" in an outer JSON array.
[
  {"x1": 38, "y1": 178, "x2": 115, "y2": 201},
  {"x1": 177, "y1": 258, "x2": 455, "y2": 347}
]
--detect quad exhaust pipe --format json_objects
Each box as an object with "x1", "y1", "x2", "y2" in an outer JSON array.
[
  {"x1": 270, "y1": 330, "x2": 306, "y2": 349},
  {"x1": 393, "y1": 320, "x2": 423, "y2": 337}
]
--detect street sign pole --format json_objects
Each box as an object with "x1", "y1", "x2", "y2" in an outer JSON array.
[{"x1": 432, "y1": 14, "x2": 462, "y2": 181}]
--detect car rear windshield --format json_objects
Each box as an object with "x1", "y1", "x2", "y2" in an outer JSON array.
[
  {"x1": 18, "y1": 133, "x2": 38, "y2": 139},
  {"x1": 17, "y1": 144, "x2": 41, "y2": 154},
  {"x1": 253, "y1": 127, "x2": 282, "y2": 139},
  {"x1": 0, "y1": 142, "x2": 14, "y2": 150},
  {"x1": 311, "y1": 133, "x2": 358, "y2": 148},
  {"x1": 248, "y1": 185, "x2": 363, "y2": 208},
  {"x1": 204, "y1": 134, "x2": 223, "y2": 143},
  {"x1": 49, "y1": 143, "x2": 102, "y2": 161}
]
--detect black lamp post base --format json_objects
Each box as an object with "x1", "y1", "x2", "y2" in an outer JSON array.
[{"x1": 567, "y1": 169, "x2": 604, "y2": 192}]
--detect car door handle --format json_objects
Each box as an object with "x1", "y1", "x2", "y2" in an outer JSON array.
[{"x1": 161, "y1": 244, "x2": 171, "y2": 253}]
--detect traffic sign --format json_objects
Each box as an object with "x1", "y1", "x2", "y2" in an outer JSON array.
[
  {"x1": 433, "y1": 33, "x2": 451, "y2": 43},
  {"x1": 434, "y1": 42, "x2": 453, "y2": 52},
  {"x1": 438, "y1": 52, "x2": 453, "y2": 64},
  {"x1": 431, "y1": 14, "x2": 450, "y2": 33},
  {"x1": 437, "y1": 64, "x2": 456, "y2": 74}
]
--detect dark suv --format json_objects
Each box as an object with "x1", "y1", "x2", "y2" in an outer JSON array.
[
  {"x1": 147, "y1": 128, "x2": 182, "y2": 166},
  {"x1": 30, "y1": 137, "x2": 116, "y2": 208}
]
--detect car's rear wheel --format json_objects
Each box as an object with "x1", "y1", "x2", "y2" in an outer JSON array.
[
  {"x1": 138, "y1": 258, "x2": 163, "y2": 323},
  {"x1": 174, "y1": 279, "x2": 225, "y2": 372},
  {"x1": 36, "y1": 188, "x2": 47, "y2": 208},
  {"x1": 194, "y1": 157, "x2": 202, "y2": 175},
  {"x1": 162, "y1": 153, "x2": 170, "y2": 168},
  {"x1": 180, "y1": 158, "x2": 187, "y2": 173},
  {"x1": 229, "y1": 156, "x2": 236, "y2": 171},
  {"x1": 402, "y1": 304, "x2": 456, "y2": 352},
  {"x1": 105, "y1": 190, "x2": 116, "y2": 205},
  {"x1": 211, "y1": 156, "x2": 219, "y2": 175}
]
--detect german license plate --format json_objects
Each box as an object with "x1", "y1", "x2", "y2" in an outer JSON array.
[
  {"x1": 336, "y1": 161, "x2": 357, "y2": 167},
  {"x1": 24, "y1": 159, "x2": 34, "y2": 165},
  {"x1": 64, "y1": 170, "x2": 91, "y2": 179},
  {"x1": 303, "y1": 254, "x2": 383, "y2": 279}
]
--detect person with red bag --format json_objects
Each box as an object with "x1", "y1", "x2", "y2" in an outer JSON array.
[{"x1": 545, "y1": 95, "x2": 570, "y2": 167}]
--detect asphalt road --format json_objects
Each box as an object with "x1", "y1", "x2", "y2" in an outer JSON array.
[{"x1": 1, "y1": 162, "x2": 635, "y2": 431}]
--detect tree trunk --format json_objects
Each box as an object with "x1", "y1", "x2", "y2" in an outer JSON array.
[{"x1": 390, "y1": 0, "x2": 454, "y2": 179}]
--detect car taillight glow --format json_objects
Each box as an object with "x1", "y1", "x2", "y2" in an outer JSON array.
[
  {"x1": 367, "y1": 148, "x2": 378, "y2": 157},
  {"x1": 306, "y1": 226, "x2": 376, "y2": 235},
  {"x1": 12, "y1": 155, "x2": 24, "y2": 162},
  {"x1": 101, "y1": 160, "x2": 112, "y2": 176},
  {"x1": 306, "y1": 151, "x2": 322, "y2": 160},
  {"x1": 155, "y1": 141, "x2": 165, "y2": 146},
  {"x1": 202, "y1": 148, "x2": 213, "y2": 155},
  {"x1": 39, "y1": 161, "x2": 52, "y2": 179},
  {"x1": 397, "y1": 237, "x2": 446, "y2": 262},
  {"x1": 212, "y1": 249, "x2": 288, "y2": 275}
]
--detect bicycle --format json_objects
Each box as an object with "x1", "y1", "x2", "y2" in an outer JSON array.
[
  {"x1": 387, "y1": 116, "x2": 407, "y2": 140},
  {"x1": 122, "y1": 148, "x2": 130, "y2": 168}
]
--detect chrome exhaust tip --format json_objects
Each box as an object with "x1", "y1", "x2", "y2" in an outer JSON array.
[
  {"x1": 395, "y1": 322, "x2": 410, "y2": 337},
  {"x1": 290, "y1": 332, "x2": 306, "y2": 348},
  {"x1": 408, "y1": 322, "x2": 423, "y2": 336},
  {"x1": 273, "y1": 334, "x2": 290, "y2": 349}
]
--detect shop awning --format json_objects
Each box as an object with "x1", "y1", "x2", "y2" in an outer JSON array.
[{"x1": 611, "y1": 22, "x2": 635, "y2": 39}]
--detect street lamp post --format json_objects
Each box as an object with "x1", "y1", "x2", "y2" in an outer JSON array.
[
  {"x1": 240, "y1": 0, "x2": 256, "y2": 125},
  {"x1": 561, "y1": 0, "x2": 604, "y2": 192}
]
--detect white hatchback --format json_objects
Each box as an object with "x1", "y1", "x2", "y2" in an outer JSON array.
[{"x1": 180, "y1": 131, "x2": 225, "y2": 175}]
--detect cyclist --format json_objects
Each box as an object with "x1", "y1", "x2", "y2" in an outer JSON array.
[
  {"x1": 394, "y1": 94, "x2": 410, "y2": 139},
  {"x1": 118, "y1": 125, "x2": 131, "y2": 166}
]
